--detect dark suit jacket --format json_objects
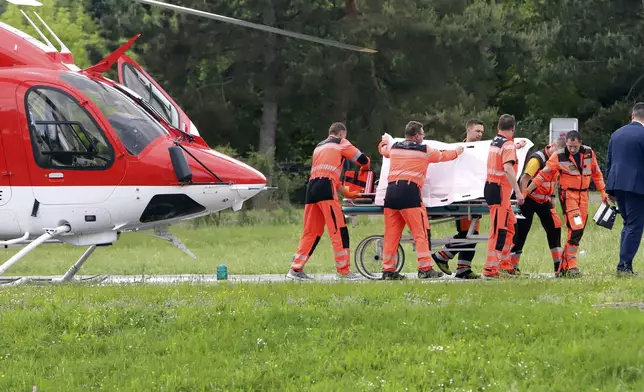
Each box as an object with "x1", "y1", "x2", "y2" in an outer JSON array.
[{"x1": 606, "y1": 121, "x2": 644, "y2": 195}]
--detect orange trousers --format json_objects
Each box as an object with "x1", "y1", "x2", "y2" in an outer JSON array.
[
  {"x1": 291, "y1": 200, "x2": 351, "y2": 273},
  {"x1": 382, "y1": 206, "x2": 433, "y2": 272},
  {"x1": 559, "y1": 190, "x2": 588, "y2": 271},
  {"x1": 484, "y1": 204, "x2": 516, "y2": 274}
]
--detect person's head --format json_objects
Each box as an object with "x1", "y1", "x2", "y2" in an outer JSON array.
[
  {"x1": 465, "y1": 119, "x2": 484, "y2": 141},
  {"x1": 497, "y1": 114, "x2": 515, "y2": 133},
  {"x1": 329, "y1": 122, "x2": 347, "y2": 139},
  {"x1": 565, "y1": 130, "x2": 582, "y2": 154},
  {"x1": 546, "y1": 138, "x2": 566, "y2": 155},
  {"x1": 632, "y1": 102, "x2": 644, "y2": 122},
  {"x1": 405, "y1": 120, "x2": 425, "y2": 142}
]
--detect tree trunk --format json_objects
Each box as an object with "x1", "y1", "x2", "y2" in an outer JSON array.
[
  {"x1": 332, "y1": 0, "x2": 359, "y2": 124},
  {"x1": 259, "y1": 0, "x2": 279, "y2": 161}
]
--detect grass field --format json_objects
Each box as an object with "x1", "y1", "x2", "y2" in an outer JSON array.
[{"x1": 1, "y1": 199, "x2": 644, "y2": 391}]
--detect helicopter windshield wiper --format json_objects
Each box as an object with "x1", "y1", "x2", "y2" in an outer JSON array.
[{"x1": 110, "y1": 83, "x2": 195, "y2": 143}]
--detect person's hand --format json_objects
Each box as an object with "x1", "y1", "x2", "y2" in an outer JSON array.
[
  {"x1": 522, "y1": 189, "x2": 529, "y2": 199},
  {"x1": 608, "y1": 194, "x2": 617, "y2": 204},
  {"x1": 516, "y1": 192, "x2": 525, "y2": 205},
  {"x1": 344, "y1": 190, "x2": 361, "y2": 199},
  {"x1": 455, "y1": 146, "x2": 465, "y2": 155},
  {"x1": 601, "y1": 191, "x2": 609, "y2": 204}
]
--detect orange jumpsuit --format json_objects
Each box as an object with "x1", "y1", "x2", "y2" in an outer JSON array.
[
  {"x1": 483, "y1": 132, "x2": 518, "y2": 276},
  {"x1": 291, "y1": 136, "x2": 370, "y2": 274},
  {"x1": 511, "y1": 148, "x2": 563, "y2": 271},
  {"x1": 379, "y1": 139, "x2": 459, "y2": 272},
  {"x1": 531, "y1": 145, "x2": 606, "y2": 273}
]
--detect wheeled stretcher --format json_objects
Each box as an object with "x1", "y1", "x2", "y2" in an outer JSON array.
[{"x1": 342, "y1": 195, "x2": 522, "y2": 279}]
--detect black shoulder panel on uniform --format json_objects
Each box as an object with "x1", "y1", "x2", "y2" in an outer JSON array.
[
  {"x1": 391, "y1": 140, "x2": 427, "y2": 152},
  {"x1": 490, "y1": 135, "x2": 508, "y2": 148},
  {"x1": 317, "y1": 137, "x2": 342, "y2": 146}
]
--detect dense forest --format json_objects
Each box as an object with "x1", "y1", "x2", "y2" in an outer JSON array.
[{"x1": 2, "y1": 0, "x2": 643, "y2": 205}]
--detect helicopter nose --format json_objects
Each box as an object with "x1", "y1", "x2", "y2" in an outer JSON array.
[{"x1": 206, "y1": 149, "x2": 267, "y2": 185}]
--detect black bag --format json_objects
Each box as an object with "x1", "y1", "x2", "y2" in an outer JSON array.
[{"x1": 593, "y1": 203, "x2": 618, "y2": 230}]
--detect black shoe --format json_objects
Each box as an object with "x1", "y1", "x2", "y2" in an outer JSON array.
[
  {"x1": 418, "y1": 269, "x2": 444, "y2": 279},
  {"x1": 455, "y1": 269, "x2": 480, "y2": 279},
  {"x1": 559, "y1": 268, "x2": 581, "y2": 278},
  {"x1": 617, "y1": 269, "x2": 636, "y2": 278},
  {"x1": 554, "y1": 262, "x2": 561, "y2": 273},
  {"x1": 432, "y1": 254, "x2": 452, "y2": 275},
  {"x1": 382, "y1": 271, "x2": 406, "y2": 280}
]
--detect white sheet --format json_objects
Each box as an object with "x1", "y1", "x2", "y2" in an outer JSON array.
[{"x1": 374, "y1": 136, "x2": 534, "y2": 207}]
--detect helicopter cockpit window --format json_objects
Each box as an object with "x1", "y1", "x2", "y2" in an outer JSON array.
[
  {"x1": 26, "y1": 87, "x2": 114, "y2": 170},
  {"x1": 121, "y1": 63, "x2": 180, "y2": 129},
  {"x1": 60, "y1": 72, "x2": 169, "y2": 156}
]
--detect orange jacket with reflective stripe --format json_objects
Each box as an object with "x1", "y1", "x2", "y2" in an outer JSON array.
[
  {"x1": 486, "y1": 132, "x2": 518, "y2": 188},
  {"x1": 310, "y1": 136, "x2": 368, "y2": 190},
  {"x1": 378, "y1": 139, "x2": 458, "y2": 189},
  {"x1": 532, "y1": 145, "x2": 605, "y2": 194},
  {"x1": 524, "y1": 148, "x2": 557, "y2": 203}
]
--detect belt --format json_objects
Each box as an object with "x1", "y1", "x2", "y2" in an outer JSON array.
[{"x1": 560, "y1": 187, "x2": 588, "y2": 192}]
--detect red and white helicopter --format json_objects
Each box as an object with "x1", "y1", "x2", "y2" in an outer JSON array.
[{"x1": 0, "y1": 0, "x2": 376, "y2": 283}]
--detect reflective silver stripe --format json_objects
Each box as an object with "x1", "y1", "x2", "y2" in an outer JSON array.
[
  {"x1": 293, "y1": 253, "x2": 309, "y2": 262},
  {"x1": 311, "y1": 164, "x2": 341, "y2": 174},
  {"x1": 536, "y1": 151, "x2": 546, "y2": 161},
  {"x1": 390, "y1": 170, "x2": 424, "y2": 179},
  {"x1": 540, "y1": 182, "x2": 553, "y2": 187},
  {"x1": 351, "y1": 150, "x2": 363, "y2": 163},
  {"x1": 417, "y1": 251, "x2": 431, "y2": 258},
  {"x1": 336, "y1": 261, "x2": 349, "y2": 268},
  {"x1": 334, "y1": 250, "x2": 350, "y2": 257},
  {"x1": 530, "y1": 193, "x2": 549, "y2": 200},
  {"x1": 487, "y1": 169, "x2": 505, "y2": 176}
]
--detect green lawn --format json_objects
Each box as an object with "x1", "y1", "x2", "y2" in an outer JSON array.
[{"x1": 1, "y1": 200, "x2": 643, "y2": 391}]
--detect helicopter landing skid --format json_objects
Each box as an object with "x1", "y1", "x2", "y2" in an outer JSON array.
[{"x1": 0, "y1": 224, "x2": 72, "y2": 278}]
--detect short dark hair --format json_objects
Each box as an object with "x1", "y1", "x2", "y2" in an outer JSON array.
[
  {"x1": 566, "y1": 130, "x2": 582, "y2": 141},
  {"x1": 633, "y1": 102, "x2": 644, "y2": 119},
  {"x1": 497, "y1": 114, "x2": 515, "y2": 131},
  {"x1": 553, "y1": 138, "x2": 566, "y2": 148},
  {"x1": 466, "y1": 119, "x2": 484, "y2": 130},
  {"x1": 405, "y1": 121, "x2": 424, "y2": 137},
  {"x1": 329, "y1": 122, "x2": 346, "y2": 135}
]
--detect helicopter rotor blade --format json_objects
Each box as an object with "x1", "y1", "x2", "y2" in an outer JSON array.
[{"x1": 132, "y1": 0, "x2": 377, "y2": 54}]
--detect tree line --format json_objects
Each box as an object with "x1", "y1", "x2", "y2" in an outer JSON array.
[{"x1": 2, "y1": 0, "x2": 643, "y2": 205}]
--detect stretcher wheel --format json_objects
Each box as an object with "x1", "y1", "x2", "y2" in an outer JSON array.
[{"x1": 354, "y1": 235, "x2": 405, "y2": 280}]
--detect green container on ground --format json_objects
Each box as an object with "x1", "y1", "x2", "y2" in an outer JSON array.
[{"x1": 217, "y1": 264, "x2": 228, "y2": 280}]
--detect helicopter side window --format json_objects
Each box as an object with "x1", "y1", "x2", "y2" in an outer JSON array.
[
  {"x1": 60, "y1": 72, "x2": 169, "y2": 156},
  {"x1": 121, "y1": 63, "x2": 180, "y2": 129},
  {"x1": 25, "y1": 87, "x2": 114, "y2": 170}
]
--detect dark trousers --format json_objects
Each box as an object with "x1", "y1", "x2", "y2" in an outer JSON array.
[
  {"x1": 614, "y1": 190, "x2": 644, "y2": 271},
  {"x1": 511, "y1": 196, "x2": 561, "y2": 254}
]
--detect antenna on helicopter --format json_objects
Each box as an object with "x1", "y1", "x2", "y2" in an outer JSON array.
[
  {"x1": 132, "y1": 0, "x2": 378, "y2": 54},
  {"x1": 32, "y1": 11, "x2": 73, "y2": 61},
  {"x1": 18, "y1": 9, "x2": 55, "y2": 50}
]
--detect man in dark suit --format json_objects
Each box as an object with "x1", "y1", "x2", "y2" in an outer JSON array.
[{"x1": 605, "y1": 102, "x2": 644, "y2": 276}]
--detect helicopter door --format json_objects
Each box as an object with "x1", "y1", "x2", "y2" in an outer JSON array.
[
  {"x1": 17, "y1": 82, "x2": 127, "y2": 205},
  {"x1": 117, "y1": 55, "x2": 201, "y2": 137}
]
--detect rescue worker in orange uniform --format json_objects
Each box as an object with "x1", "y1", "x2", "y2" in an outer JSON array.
[
  {"x1": 483, "y1": 114, "x2": 525, "y2": 278},
  {"x1": 287, "y1": 122, "x2": 370, "y2": 281},
  {"x1": 432, "y1": 119, "x2": 528, "y2": 279},
  {"x1": 523, "y1": 130, "x2": 608, "y2": 277},
  {"x1": 378, "y1": 120, "x2": 465, "y2": 280},
  {"x1": 509, "y1": 138, "x2": 566, "y2": 273}
]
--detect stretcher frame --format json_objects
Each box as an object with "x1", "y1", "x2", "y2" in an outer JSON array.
[{"x1": 342, "y1": 193, "x2": 523, "y2": 280}]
